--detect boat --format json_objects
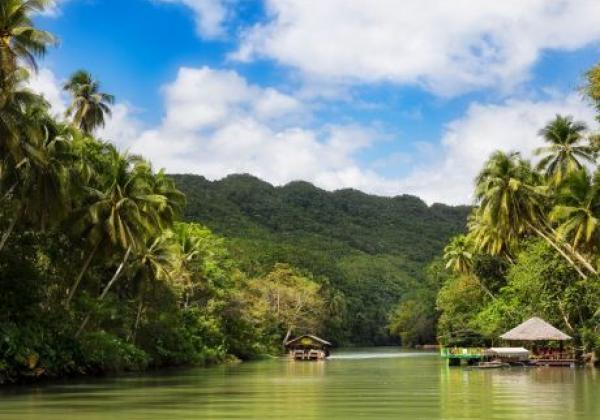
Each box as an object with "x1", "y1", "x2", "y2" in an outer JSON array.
[
  {"x1": 284, "y1": 335, "x2": 332, "y2": 361},
  {"x1": 472, "y1": 360, "x2": 510, "y2": 369}
]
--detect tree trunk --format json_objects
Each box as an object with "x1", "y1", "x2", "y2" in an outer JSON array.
[
  {"x1": 128, "y1": 298, "x2": 144, "y2": 344},
  {"x1": 562, "y1": 241, "x2": 598, "y2": 275},
  {"x1": 0, "y1": 216, "x2": 18, "y2": 252},
  {"x1": 0, "y1": 182, "x2": 17, "y2": 203},
  {"x1": 477, "y1": 277, "x2": 496, "y2": 300},
  {"x1": 283, "y1": 327, "x2": 293, "y2": 347},
  {"x1": 544, "y1": 223, "x2": 598, "y2": 275},
  {"x1": 65, "y1": 242, "x2": 100, "y2": 309},
  {"x1": 558, "y1": 302, "x2": 575, "y2": 333},
  {"x1": 75, "y1": 246, "x2": 132, "y2": 338},
  {"x1": 527, "y1": 223, "x2": 588, "y2": 280}
]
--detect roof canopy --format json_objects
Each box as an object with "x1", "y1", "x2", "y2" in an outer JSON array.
[
  {"x1": 285, "y1": 334, "x2": 331, "y2": 347},
  {"x1": 487, "y1": 347, "x2": 530, "y2": 357},
  {"x1": 500, "y1": 317, "x2": 571, "y2": 341}
]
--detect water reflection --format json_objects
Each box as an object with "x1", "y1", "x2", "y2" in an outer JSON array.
[{"x1": 0, "y1": 348, "x2": 598, "y2": 419}]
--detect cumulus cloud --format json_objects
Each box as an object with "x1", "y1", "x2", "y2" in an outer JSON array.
[
  {"x1": 27, "y1": 68, "x2": 68, "y2": 116},
  {"x1": 395, "y1": 94, "x2": 598, "y2": 204},
  {"x1": 155, "y1": 0, "x2": 230, "y2": 38},
  {"x1": 126, "y1": 66, "x2": 382, "y2": 187},
  {"x1": 28, "y1": 67, "x2": 599, "y2": 205},
  {"x1": 233, "y1": 0, "x2": 600, "y2": 95}
]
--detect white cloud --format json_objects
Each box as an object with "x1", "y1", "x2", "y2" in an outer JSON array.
[
  {"x1": 395, "y1": 94, "x2": 598, "y2": 204},
  {"x1": 27, "y1": 68, "x2": 68, "y2": 116},
  {"x1": 28, "y1": 67, "x2": 600, "y2": 206},
  {"x1": 41, "y1": 0, "x2": 71, "y2": 16},
  {"x1": 233, "y1": 0, "x2": 600, "y2": 95},
  {"x1": 155, "y1": 0, "x2": 229, "y2": 38},
  {"x1": 127, "y1": 66, "x2": 381, "y2": 187}
]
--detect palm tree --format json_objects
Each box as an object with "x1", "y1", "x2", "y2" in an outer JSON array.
[
  {"x1": 535, "y1": 115, "x2": 594, "y2": 186},
  {"x1": 0, "y1": 97, "x2": 72, "y2": 250},
  {"x1": 467, "y1": 213, "x2": 516, "y2": 263},
  {"x1": 443, "y1": 235, "x2": 474, "y2": 274},
  {"x1": 127, "y1": 232, "x2": 181, "y2": 343},
  {"x1": 0, "y1": 70, "x2": 46, "y2": 168},
  {"x1": 475, "y1": 151, "x2": 589, "y2": 279},
  {"x1": 550, "y1": 169, "x2": 600, "y2": 252},
  {"x1": 64, "y1": 70, "x2": 114, "y2": 134},
  {"x1": 0, "y1": 0, "x2": 56, "y2": 80},
  {"x1": 65, "y1": 148, "x2": 154, "y2": 308}
]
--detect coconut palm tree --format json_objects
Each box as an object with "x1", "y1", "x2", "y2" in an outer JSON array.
[
  {"x1": 0, "y1": 70, "x2": 46, "y2": 170},
  {"x1": 535, "y1": 115, "x2": 594, "y2": 186},
  {"x1": 64, "y1": 70, "x2": 114, "y2": 134},
  {"x1": 0, "y1": 97, "x2": 72, "y2": 250},
  {"x1": 467, "y1": 213, "x2": 516, "y2": 263},
  {"x1": 443, "y1": 235, "x2": 474, "y2": 274},
  {"x1": 475, "y1": 151, "x2": 589, "y2": 279},
  {"x1": 65, "y1": 148, "x2": 153, "y2": 308},
  {"x1": 0, "y1": 0, "x2": 56, "y2": 79},
  {"x1": 127, "y1": 232, "x2": 182, "y2": 343},
  {"x1": 550, "y1": 169, "x2": 600, "y2": 252}
]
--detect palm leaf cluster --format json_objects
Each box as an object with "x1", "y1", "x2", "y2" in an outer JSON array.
[
  {"x1": 444, "y1": 115, "x2": 600, "y2": 282},
  {"x1": 0, "y1": 0, "x2": 200, "y2": 335}
]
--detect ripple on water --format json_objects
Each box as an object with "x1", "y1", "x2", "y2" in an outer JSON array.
[{"x1": 0, "y1": 349, "x2": 598, "y2": 419}]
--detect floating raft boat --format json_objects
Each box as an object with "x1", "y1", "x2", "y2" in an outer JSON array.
[{"x1": 285, "y1": 335, "x2": 331, "y2": 361}]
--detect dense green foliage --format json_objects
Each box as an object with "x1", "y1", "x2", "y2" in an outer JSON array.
[
  {"x1": 0, "y1": 2, "x2": 332, "y2": 384},
  {"x1": 171, "y1": 174, "x2": 470, "y2": 345},
  {"x1": 437, "y1": 72, "x2": 600, "y2": 361}
]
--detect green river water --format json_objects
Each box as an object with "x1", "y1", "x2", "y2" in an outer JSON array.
[{"x1": 1, "y1": 348, "x2": 599, "y2": 419}]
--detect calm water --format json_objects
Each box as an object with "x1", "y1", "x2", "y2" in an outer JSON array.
[{"x1": 1, "y1": 348, "x2": 599, "y2": 419}]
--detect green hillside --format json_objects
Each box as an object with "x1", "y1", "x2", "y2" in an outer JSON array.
[{"x1": 172, "y1": 174, "x2": 470, "y2": 345}]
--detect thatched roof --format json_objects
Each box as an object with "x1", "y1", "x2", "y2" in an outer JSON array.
[
  {"x1": 500, "y1": 317, "x2": 571, "y2": 341},
  {"x1": 285, "y1": 334, "x2": 331, "y2": 347}
]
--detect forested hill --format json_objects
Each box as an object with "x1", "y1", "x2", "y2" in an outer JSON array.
[{"x1": 171, "y1": 173, "x2": 471, "y2": 345}]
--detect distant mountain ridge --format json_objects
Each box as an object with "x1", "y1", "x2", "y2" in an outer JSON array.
[{"x1": 171, "y1": 173, "x2": 471, "y2": 344}]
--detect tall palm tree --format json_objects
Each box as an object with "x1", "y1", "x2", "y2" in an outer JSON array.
[
  {"x1": 0, "y1": 0, "x2": 56, "y2": 80},
  {"x1": 0, "y1": 97, "x2": 72, "y2": 250},
  {"x1": 443, "y1": 235, "x2": 474, "y2": 274},
  {"x1": 535, "y1": 115, "x2": 594, "y2": 186},
  {"x1": 63, "y1": 70, "x2": 114, "y2": 134},
  {"x1": 127, "y1": 232, "x2": 181, "y2": 343},
  {"x1": 550, "y1": 169, "x2": 600, "y2": 252},
  {"x1": 65, "y1": 148, "x2": 154, "y2": 308},
  {"x1": 467, "y1": 212, "x2": 516, "y2": 263},
  {"x1": 0, "y1": 70, "x2": 45, "y2": 168},
  {"x1": 475, "y1": 151, "x2": 589, "y2": 279}
]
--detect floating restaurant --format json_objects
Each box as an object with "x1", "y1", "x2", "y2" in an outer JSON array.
[
  {"x1": 441, "y1": 317, "x2": 577, "y2": 367},
  {"x1": 285, "y1": 335, "x2": 331, "y2": 361}
]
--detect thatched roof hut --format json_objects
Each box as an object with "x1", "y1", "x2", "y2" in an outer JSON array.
[
  {"x1": 500, "y1": 317, "x2": 571, "y2": 341},
  {"x1": 285, "y1": 335, "x2": 331, "y2": 350}
]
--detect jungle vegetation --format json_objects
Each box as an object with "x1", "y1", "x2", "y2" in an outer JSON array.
[
  {"x1": 0, "y1": 0, "x2": 335, "y2": 384},
  {"x1": 430, "y1": 69, "x2": 600, "y2": 357}
]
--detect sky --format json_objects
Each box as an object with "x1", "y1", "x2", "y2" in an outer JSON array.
[{"x1": 30, "y1": 0, "x2": 600, "y2": 204}]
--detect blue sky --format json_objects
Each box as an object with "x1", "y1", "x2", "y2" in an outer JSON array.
[{"x1": 32, "y1": 0, "x2": 600, "y2": 204}]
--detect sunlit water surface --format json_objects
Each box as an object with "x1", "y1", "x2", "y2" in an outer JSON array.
[{"x1": 1, "y1": 348, "x2": 599, "y2": 419}]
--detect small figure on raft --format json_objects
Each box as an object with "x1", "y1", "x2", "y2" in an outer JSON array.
[{"x1": 285, "y1": 335, "x2": 331, "y2": 361}]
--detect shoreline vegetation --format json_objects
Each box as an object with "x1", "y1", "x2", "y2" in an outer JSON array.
[{"x1": 0, "y1": 1, "x2": 598, "y2": 385}]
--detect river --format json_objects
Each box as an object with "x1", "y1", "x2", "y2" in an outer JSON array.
[{"x1": 1, "y1": 348, "x2": 599, "y2": 419}]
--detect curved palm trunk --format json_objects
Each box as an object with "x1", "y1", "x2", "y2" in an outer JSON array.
[
  {"x1": 478, "y1": 279, "x2": 496, "y2": 300},
  {"x1": 130, "y1": 298, "x2": 144, "y2": 344},
  {"x1": 561, "y1": 240, "x2": 597, "y2": 275},
  {"x1": 527, "y1": 222, "x2": 587, "y2": 280},
  {"x1": 0, "y1": 216, "x2": 18, "y2": 252},
  {"x1": 75, "y1": 246, "x2": 132, "y2": 338},
  {"x1": 283, "y1": 327, "x2": 293, "y2": 347},
  {"x1": 65, "y1": 242, "x2": 100, "y2": 309},
  {"x1": 544, "y1": 224, "x2": 598, "y2": 275}
]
